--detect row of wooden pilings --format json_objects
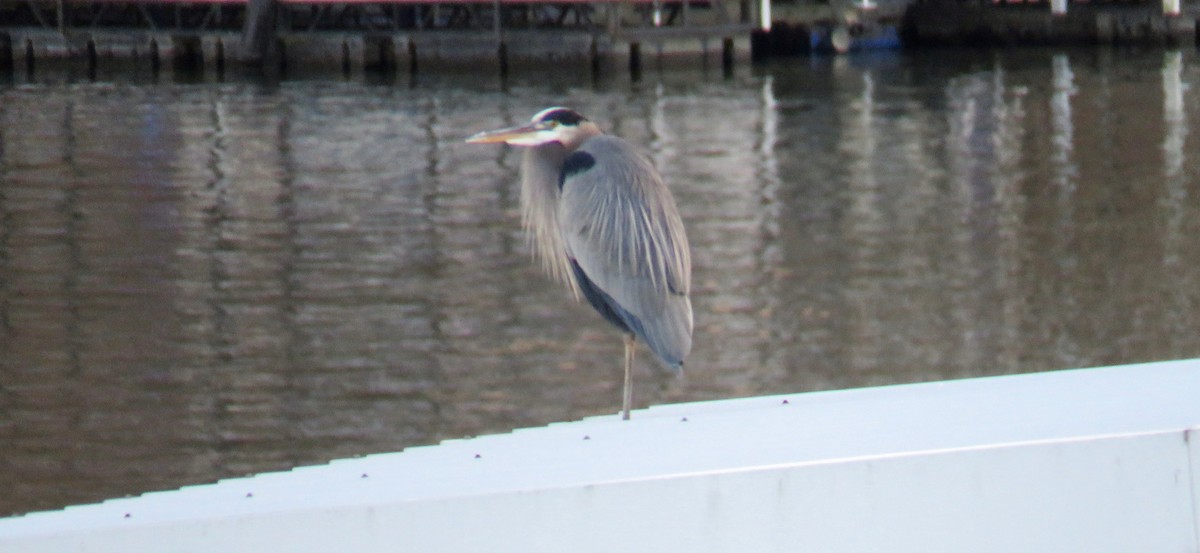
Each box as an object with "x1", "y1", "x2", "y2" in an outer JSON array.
[
  {"x1": 0, "y1": 29, "x2": 750, "y2": 79},
  {"x1": 0, "y1": 0, "x2": 756, "y2": 79}
]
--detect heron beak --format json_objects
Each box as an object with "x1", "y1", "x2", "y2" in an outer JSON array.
[{"x1": 465, "y1": 123, "x2": 543, "y2": 144}]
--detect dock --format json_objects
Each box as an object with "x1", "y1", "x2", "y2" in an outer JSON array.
[
  {"x1": 4, "y1": 0, "x2": 1197, "y2": 76},
  {"x1": 1, "y1": 358, "x2": 1198, "y2": 552},
  {"x1": 902, "y1": 0, "x2": 1197, "y2": 46},
  {"x1": 752, "y1": 0, "x2": 1196, "y2": 57},
  {"x1": 0, "y1": 0, "x2": 760, "y2": 77}
]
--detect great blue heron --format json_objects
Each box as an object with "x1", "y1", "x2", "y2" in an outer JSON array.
[{"x1": 466, "y1": 107, "x2": 693, "y2": 420}]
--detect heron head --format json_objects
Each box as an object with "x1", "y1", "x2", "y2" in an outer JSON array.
[{"x1": 466, "y1": 107, "x2": 600, "y2": 148}]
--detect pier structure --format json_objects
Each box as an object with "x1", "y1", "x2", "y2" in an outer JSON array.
[
  {"x1": 754, "y1": 0, "x2": 1196, "y2": 56},
  {"x1": 900, "y1": 0, "x2": 1197, "y2": 46},
  {"x1": 0, "y1": 0, "x2": 761, "y2": 76}
]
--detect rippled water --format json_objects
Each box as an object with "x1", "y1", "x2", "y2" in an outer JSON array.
[{"x1": 2, "y1": 47, "x2": 1199, "y2": 516}]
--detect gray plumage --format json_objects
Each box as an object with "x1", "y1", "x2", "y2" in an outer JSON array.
[
  {"x1": 466, "y1": 107, "x2": 693, "y2": 419},
  {"x1": 558, "y1": 136, "x2": 692, "y2": 368}
]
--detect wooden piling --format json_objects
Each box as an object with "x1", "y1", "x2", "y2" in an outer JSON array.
[
  {"x1": 85, "y1": 38, "x2": 96, "y2": 78},
  {"x1": 240, "y1": 0, "x2": 277, "y2": 65},
  {"x1": 201, "y1": 35, "x2": 230, "y2": 77},
  {"x1": 629, "y1": 41, "x2": 642, "y2": 78},
  {"x1": 149, "y1": 38, "x2": 160, "y2": 74},
  {"x1": 0, "y1": 34, "x2": 12, "y2": 74},
  {"x1": 23, "y1": 38, "x2": 34, "y2": 76}
]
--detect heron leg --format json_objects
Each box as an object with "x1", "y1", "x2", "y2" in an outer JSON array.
[{"x1": 622, "y1": 333, "x2": 635, "y2": 420}]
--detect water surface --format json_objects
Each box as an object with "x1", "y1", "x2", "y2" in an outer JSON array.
[{"x1": 2, "y1": 47, "x2": 1199, "y2": 515}]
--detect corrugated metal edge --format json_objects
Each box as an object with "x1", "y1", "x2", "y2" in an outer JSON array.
[{"x1": 1188, "y1": 426, "x2": 1200, "y2": 552}]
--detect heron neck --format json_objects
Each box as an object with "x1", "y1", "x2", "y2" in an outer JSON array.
[
  {"x1": 520, "y1": 143, "x2": 578, "y2": 296},
  {"x1": 523, "y1": 143, "x2": 567, "y2": 190}
]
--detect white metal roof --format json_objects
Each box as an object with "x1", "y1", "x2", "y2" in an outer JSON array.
[{"x1": 3, "y1": 358, "x2": 1199, "y2": 552}]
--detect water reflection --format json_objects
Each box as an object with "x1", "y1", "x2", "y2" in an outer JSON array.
[
  {"x1": 2, "y1": 48, "x2": 1200, "y2": 516},
  {"x1": 1159, "y1": 50, "x2": 1196, "y2": 359}
]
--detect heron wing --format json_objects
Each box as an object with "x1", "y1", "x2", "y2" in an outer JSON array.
[{"x1": 558, "y1": 136, "x2": 693, "y2": 369}]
